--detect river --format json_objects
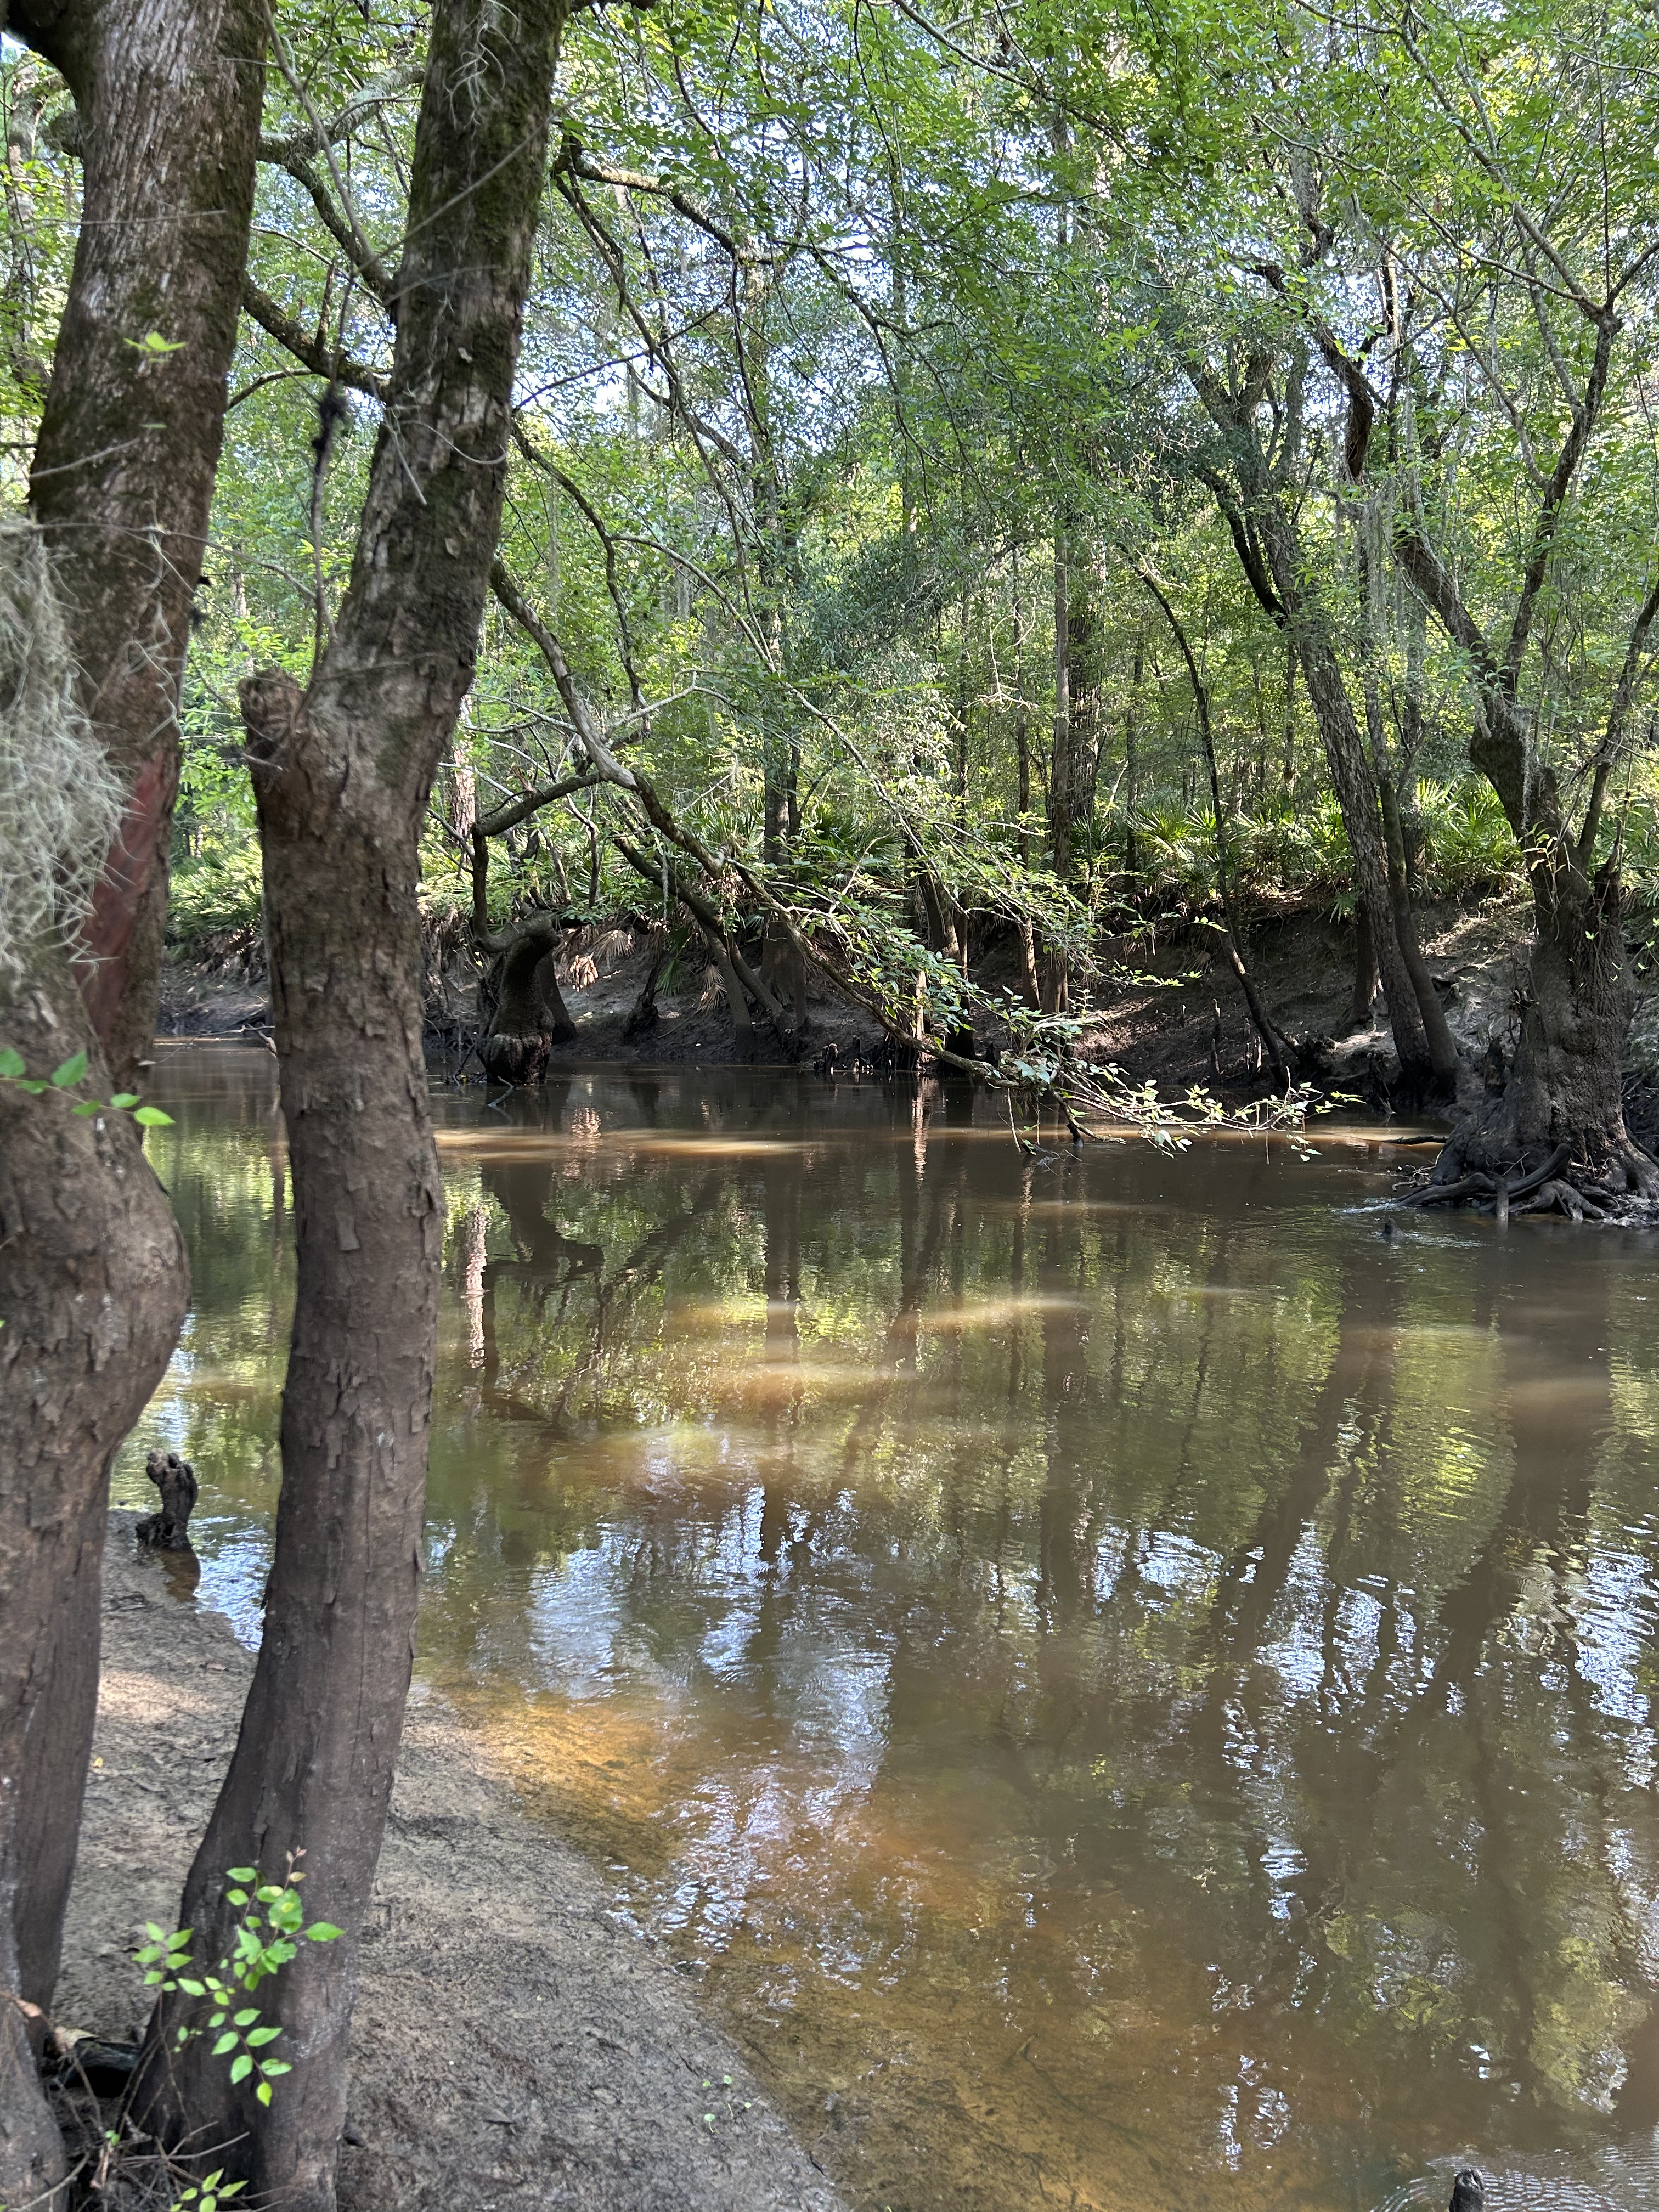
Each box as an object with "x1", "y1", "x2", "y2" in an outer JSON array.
[{"x1": 116, "y1": 1042, "x2": 1659, "y2": 2212}]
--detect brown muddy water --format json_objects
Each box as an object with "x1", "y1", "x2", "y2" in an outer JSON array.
[{"x1": 117, "y1": 1042, "x2": 1659, "y2": 2212}]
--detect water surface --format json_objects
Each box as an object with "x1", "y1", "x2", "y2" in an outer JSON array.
[{"x1": 119, "y1": 1045, "x2": 1659, "y2": 2212}]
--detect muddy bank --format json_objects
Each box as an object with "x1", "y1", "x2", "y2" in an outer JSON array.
[
  {"x1": 55, "y1": 1517, "x2": 843, "y2": 2212},
  {"x1": 161, "y1": 894, "x2": 1659, "y2": 1110}
]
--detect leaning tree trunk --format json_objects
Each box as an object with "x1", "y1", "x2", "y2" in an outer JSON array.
[
  {"x1": 136, "y1": 0, "x2": 568, "y2": 2202},
  {"x1": 1256, "y1": 514, "x2": 1436, "y2": 1093},
  {"x1": 0, "y1": 0, "x2": 262, "y2": 2186}
]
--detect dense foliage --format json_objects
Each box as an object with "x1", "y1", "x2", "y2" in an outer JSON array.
[{"x1": 5, "y1": 0, "x2": 1658, "y2": 1043}]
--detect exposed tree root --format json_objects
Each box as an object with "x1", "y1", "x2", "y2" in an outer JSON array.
[{"x1": 1405, "y1": 1133, "x2": 1659, "y2": 1220}]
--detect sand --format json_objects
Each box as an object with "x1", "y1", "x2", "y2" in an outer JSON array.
[{"x1": 54, "y1": 1516, "x2": 844, "y2": 2212}]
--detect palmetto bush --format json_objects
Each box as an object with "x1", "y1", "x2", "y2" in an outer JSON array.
[{"x1": 1116, "y1": 778, "x2": 1522, "y2": 912}]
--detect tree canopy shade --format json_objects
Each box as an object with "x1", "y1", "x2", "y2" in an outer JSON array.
[{"x1": 5, "y1": 0, "x2": 1659, "y2": 2193}]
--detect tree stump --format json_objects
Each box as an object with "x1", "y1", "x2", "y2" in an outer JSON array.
[{"x1": 135, "y1": 1449, "x2": 198, "y2": 1550}]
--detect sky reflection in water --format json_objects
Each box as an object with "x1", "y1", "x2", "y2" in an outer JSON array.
[{"x1": 118, "y1": 1044, "x2": 1659, "y2": 2212}]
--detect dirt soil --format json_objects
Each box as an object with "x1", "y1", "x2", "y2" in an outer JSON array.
[
  {"x1": 55, "y1": 1516, "x2": 844, "y2": 2212},
  {"x1": 163, "y1": 894, "x2": 1659, "y2": 1114},
  {"x1": 1084, "y1": 896, "x2": 1536, "y2": 1094}
]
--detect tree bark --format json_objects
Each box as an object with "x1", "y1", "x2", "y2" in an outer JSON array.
[
  {"x1": 1350, "y1": 907, "x2": 1378, "y2": 1031},
  {"x1": 134, "y1": 0, "x2": 569, "y2": 2202},
  {"x1": 1395, "y1": 518, "x2": 1658, "y2": 1192},
  {"x1": 1379, "y1": 771, "x2": 1459, "y2": 1085},
  {"x1": 1254, "y1": 511, "x2": 1435, "y2": 1091},
  {"x1": 0, "y1": 0, "x2": 262, "y2": 2183},
  {"x1": 1135, "y1": 563, "x2": 1291, "y2": 1080},
  {"x1": 1437, "y1": 848, "x2": 1653, "y2": 1193},
  {"x1": 16, "y1": 0, "x2": 267, "y2": 1089},
  {"x1": 0, "y1": 950, "x2": 187, "y2": 2211}
]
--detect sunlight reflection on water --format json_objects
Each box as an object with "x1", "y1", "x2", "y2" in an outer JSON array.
[{"x1": 119, "y1": 1046, "x2": 1659, "y2": 2212}]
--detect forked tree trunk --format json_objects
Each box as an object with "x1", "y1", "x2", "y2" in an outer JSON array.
[
  {"x1": 135, "y1": 0, "x2": 568, "y2": 2202},
  {"x1": 0, "y1": 0, "x2": 262, "y2": 2186}
]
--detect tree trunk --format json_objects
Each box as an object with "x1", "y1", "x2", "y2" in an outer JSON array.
[
  {"x1": 1135, "y1": 563, "x2": 1291, "y2": 1080},
  {"x1": 18, "y1": 0, "x2": 266, "y2": 1090},
  {"x1": 478, "y1": 920, "x2": 577, "y2": 1082},
  {"x1": 0, "y1": 0, "x2": 262, "y2": 2181},
  {"x1": 1011, "y1": 585, "x2": 1041, "y2": 1006},
  {"x1": 134, "y1": 0, "x2": 568, "y2": 2202},
  {"x1": 1437, "y1": 844, "x2": 1655, "y2": 1195},
  {"x1": 1123, "y1": 630, "x2": 1144, "y2": 874},
  {"x1": 1391, "y1": 524, "x2": 1657, "y2": 1199},
  {"x1": 1350, "y1": 907, "x2": 1378, "y2": 1030},
  {"x1": 1379, "y1": 771, "x2": 1459, "y2": 1086},
  {"x1": 1255, "y1": 513, "x2": 1434, "y2": 1091},
  {"x1": 0, "y1": 950, "x2": 187, "y2": 2212}
]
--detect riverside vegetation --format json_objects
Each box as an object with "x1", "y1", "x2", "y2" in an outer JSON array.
[{"x1": 4, "y1": 0, "x2": 1659, "y2": 2205}]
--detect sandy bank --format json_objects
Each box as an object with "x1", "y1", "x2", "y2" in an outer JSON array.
[{"x1": 57, "y1": 1516, "x2": 844, "y2": 2212}]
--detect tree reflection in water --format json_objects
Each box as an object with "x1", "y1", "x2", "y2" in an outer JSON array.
[{"x1": 122, "y1": 1048, "x2": 1659, "y2": 2212}]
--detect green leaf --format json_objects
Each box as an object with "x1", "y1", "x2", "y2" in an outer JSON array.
[
  {"x1": 50, "y1": 1049, "x2": 87, "y2": 1088},
  {"x1": 0, "y1": 1047, "x2": 25, "y2": 1077},
  {"x1": 177, "y1": 1978, "x2": 206, "y2": 1996},
  {"x1": 72, "y1": 1098, "x2": 101, "y2": 1115},
  {"x1": 133, "y1": 1104, "x2": 174, "y2": 1126},
  {"x1": 229, "y1": 2052, "x2": 253, "y2": 2084},
  {"x1": 212, "y1": 2032, "x2": 239, "y2": 2056},
  {"x1": 256, "y1": 2079, "x2": 273, "y2": 2106},
  {"x1": 16, "y1": 1078, "x2": 46, "y2": 1094},
  {"x1": 303, "y1": 1923, "x2": 343, "y2": 1943},
  {"x1": 245, "y1": 2025, "x2": 283, "y2": 2046},
  {"x1": 109, "y1": 1092, "x2": 139, "y2": 1109},
  {"x1": 260, "y1": 2059, "x2": 291, "y2": 2078},
  {"x1": 227, "y1": 1868, "x2": 257, "y2": 1882},
  {"x1": 233, "y1": 2008, "x2": 260, "y2": 2027}
]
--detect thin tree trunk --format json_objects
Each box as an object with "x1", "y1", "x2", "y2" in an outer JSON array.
[
  {"x1": 1256, "y1": 512, "x2": 1434, "y2": 1090},
  {"x1": 1136, "y1": 566, "x2": 1290, "y2": 1079},
  {"x1": 1011, "y1": 580, "x2": 1041, "y2": 1006},
  {"x1": 1051, "y1": 528, "x2": 1072, "y2": 883},
  {"x1": 136, "y1": 1, "x2": 568, "y2": 2203},
  {"x1": 1379, "y1": 771, "x2": 1459, "y2": 1084},
  {"x1": 1040, "y1": 520, "x2": 1074, "y2": 1013},
  {"x1": 1282, "y1": 631, "x2": 1297, "y2": 789},
  {"x1": 1124, "y1": 630, "x2": 1144, "y2": 875},
  {"x1": 1350, "y1": 908, "x2": 1378, "y2": 1030},
  {"x1": 0, "y1": 0, "x2": 262, "y2": 2183}
]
